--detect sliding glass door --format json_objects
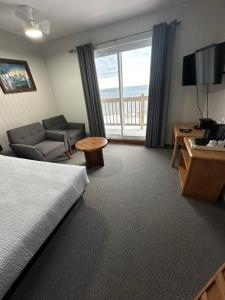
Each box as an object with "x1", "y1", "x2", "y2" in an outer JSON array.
[
  {"x1": 95, "y1": 39, "x2": 151, "y2": 139},
  {"x1": 95, "y1": 51, "x2": 122, "y2": 136}
]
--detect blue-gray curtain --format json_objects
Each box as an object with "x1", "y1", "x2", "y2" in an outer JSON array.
[
  {"x1": 145, "y1": 21, "x2": 177, "y2": 148},
  {"x1": 76, "y1": 43, "x2": 106, "y2": 137}
]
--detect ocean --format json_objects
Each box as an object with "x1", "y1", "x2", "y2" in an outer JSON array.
[{"x1": 100, "y1": 85, "x2": 149, "y2": 99}]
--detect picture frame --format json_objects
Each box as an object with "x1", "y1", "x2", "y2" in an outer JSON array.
[{"x1": 0, "y1": 58, "x2": 36, "y2": 94}]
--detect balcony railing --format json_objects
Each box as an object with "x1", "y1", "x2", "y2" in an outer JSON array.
[{"x1": 101, "y1": 94, "x2": 148, "y2": 129}]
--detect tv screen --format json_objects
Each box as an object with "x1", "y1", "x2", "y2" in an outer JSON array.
[
  {"x1": 182, "y1": 53, "x2": 196, "y2": 86},
  {"x1": 195, "y1": 44, "x2": 225, "y2": 85}
]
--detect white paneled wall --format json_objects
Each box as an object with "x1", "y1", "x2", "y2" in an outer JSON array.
[
  {"x1": 0, "y1": 29, "x2": 59, "y2": 150},
  {"x1": 43, "y1": 0, "x2": 225, "y2": 142}
]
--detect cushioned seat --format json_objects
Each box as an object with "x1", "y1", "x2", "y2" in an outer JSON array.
[
  {"x1": 42, "y1": 115, "x2": 86, "y2": 147},
  {"x1": 35, "y1": 140, "x2": 65, "y2": 159},
  {"x1": 7, "y1": 122, "x2": 69, "y2": 162},
  {"x1": 67, "y1": 129, "x2": 83, "y2": 140}
]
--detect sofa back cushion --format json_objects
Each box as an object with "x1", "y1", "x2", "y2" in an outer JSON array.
[
  {"x1": 42, "y1": 115, "x2": 67, "y2": 130},
  {"x1": 7, "y1": 123, "x2": 46, "y2": 146}
]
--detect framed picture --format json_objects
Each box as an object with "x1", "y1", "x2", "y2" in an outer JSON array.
[{"x1": 0, "y1": 58, "x2": 36, "y2": 94}]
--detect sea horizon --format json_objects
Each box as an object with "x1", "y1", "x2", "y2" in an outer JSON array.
[{"x1": 100, "y1": 84, "x2": 149, "y2": 99}]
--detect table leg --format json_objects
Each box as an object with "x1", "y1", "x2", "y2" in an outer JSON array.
[
  {"x1": 171, "y1": 138, "x2": 178, "y2": 168},
  {"x1": 84, "y1": 149, "x2": 104, "y2": 169},
  {"x1": 65, "y1": 151, "x2": 71, "y2": 160},
  {"x1": 170, "y1": 133, "x2": 175, "y2": 149},
  {"x1": 69, "y1": 145, "x2": 72, "y2": 155}
]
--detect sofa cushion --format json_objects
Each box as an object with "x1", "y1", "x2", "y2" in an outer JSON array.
[
  {"x1": 42, "y1": 115, "x2": 67, "y2": 131},
  {"x1": 7, "y1": 123, "x2": 45, "y2": 146},
  {"x1": 35, "y1": 140, "x2": 65, "y2": 158},
  {"x1": 67, "y1": 129, "x2": 83, "y2": 140}
]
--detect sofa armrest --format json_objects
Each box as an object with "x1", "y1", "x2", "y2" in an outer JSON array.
[
  {"x1": 67, "y1": 122, "x2": 85, "y2": 132},
  {"x1": 45, "y1": 130, "x2": 69, "y2": 150},
  {"x1": 46, "y1": 130, "x2": 65, "y2": 141},
  {"x1": 10, "y1": 144, "x2": 45, "y2": 161}
]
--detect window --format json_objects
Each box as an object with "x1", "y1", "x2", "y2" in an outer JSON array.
[{"x1": 95, "y1": 38, "x2": 151, "y2": 139}]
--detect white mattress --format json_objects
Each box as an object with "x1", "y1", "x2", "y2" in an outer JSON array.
[{"x1": 0, "y1": 155, "x2": 89, "y2": 299}]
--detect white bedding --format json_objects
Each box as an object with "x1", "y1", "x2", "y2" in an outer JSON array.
[{"x1": 0, "y1": 155, "x2": 89, "y2": 299}]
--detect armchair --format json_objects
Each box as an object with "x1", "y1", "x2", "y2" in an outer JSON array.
[
  {"x1": 7, "y1": 122, "x2": 70, "y2": 161},
  {"x1": 42, "y1": 115, "x2": 86, "y2": 152}
]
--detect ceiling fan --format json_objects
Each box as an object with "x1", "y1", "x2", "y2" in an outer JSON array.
[{"x1": 14, "y1": 5, "x2": 50, "y2": 39}]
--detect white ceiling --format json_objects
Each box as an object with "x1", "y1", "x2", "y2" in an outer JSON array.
[{"x1": 0, "y1": 0, "x2": 186, "y2": 41}]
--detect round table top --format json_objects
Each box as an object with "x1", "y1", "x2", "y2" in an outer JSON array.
[{"x1": 76, "y1": 137, "x2": 108, "y2": 152}]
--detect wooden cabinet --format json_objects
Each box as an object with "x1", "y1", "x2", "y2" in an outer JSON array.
[
  {"x1": 178, "y1": 137, "x2": 225, "y2": 202},
  {"x1": 195, "y1": 262, "x2": 225, "y2": 300},
  {"x1": 171, "y1": 122, "x2": 205, "y2": 168}
]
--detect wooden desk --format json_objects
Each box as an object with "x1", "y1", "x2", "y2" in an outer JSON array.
[
  {"x1": 178, "y1": 137, "x2": 225, "y2": 202},
  {"x1": 194, "y1": 261, "x2": 225, "y2": 300},
  {"x1": 171, "y1": 122, "x2": 205, "y2": 168}
]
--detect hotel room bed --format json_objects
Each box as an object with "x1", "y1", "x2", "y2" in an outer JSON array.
[{"x1": 0, "y1": 155, "x2": 89, "y2": 299}]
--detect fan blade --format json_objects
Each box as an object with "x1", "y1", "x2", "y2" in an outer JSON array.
[
  {"x1": 38, "y1": 20, "x2": 50, "y2": 35},
  {"x1": 15, "y1": 10, "x2": 30, "y2": 23},
  {"x1": 14, "y1": 5, "x2": 34, "y2": 23},
  {"x1": 32, "y1": 10, "x2": 47, "y2": 23},
  {"x1": 14, "y1": 5, "x2": 50, "y2": 36}
]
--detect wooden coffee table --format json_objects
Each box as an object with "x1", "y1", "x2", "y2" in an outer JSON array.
[{"x1": 75, "y1": 137, "x2": 108, "y2": 169}]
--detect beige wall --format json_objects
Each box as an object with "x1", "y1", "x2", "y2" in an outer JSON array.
[
  {"x1": 1, "y1": 0, "x2": 224, "y2": 149},
  {"x1": 43, "y1": 0, "x2": 225, "y2": 141},
  {"x1": 41, "y1": 48, "x2": 88, "y2": 128},
  {"x1": 0, "y1": 29, "x2": 59, "y2": 150}
]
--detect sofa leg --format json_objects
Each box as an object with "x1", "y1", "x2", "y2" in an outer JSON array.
[
  {"x1": 65, "y1": 151, "x2": 71, "y2": 160},
  {"x1": 69, "y1": 145, "x2": 73, "y2": 155}
]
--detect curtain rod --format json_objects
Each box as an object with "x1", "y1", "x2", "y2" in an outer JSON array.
[{"x1": 69, "y1": 20, "x2": 180, "y2": 53}]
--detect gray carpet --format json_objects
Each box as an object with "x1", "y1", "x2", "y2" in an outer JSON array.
[{"x1": 6, "y1": 144, "x2": 225, "y2": 300}]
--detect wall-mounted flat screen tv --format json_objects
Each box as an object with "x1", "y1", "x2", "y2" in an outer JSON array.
[
  {"x1": 182, "y1": 53, "x2": 196, "y2": 86},
  {"x1": 182, "y1": 43, "x2": 225, "y2": 86},
  {"x1": 195, "y1": 44, "x2": 224, "y2": 85}
]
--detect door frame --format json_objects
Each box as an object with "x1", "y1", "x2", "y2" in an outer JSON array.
[{"x1": 95, "y1": 37, "x2": 152, "y2": 140}]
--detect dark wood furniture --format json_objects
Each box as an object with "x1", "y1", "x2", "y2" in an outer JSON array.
[
  {"x1": 75, "y1": 137, "x2": 108, "y2": 169},
  {"x1": 171, "y1": 122, "x2": 205, "y2": 168},
  {"x1": 178, "y1": 137, "x2": 225, "y2": 202},
  {"x1": 195, "y1": 261, "x2": 225, "y2": 300}
]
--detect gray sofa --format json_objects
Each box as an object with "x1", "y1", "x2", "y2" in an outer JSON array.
[
  {"x1": 7, "y1": 122, "x2": 70, "y2": 161},
  {"x1": 42, "y1": 115, "x2": 86, "y2": 151}
]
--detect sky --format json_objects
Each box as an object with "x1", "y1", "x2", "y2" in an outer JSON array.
[{"x1": 95, "y1": 46, "x2": 151, "y2": 90}]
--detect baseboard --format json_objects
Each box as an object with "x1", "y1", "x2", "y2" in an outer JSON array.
[{"x1": 108, "y1": 138, "x2": 145, "y2": 145}]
